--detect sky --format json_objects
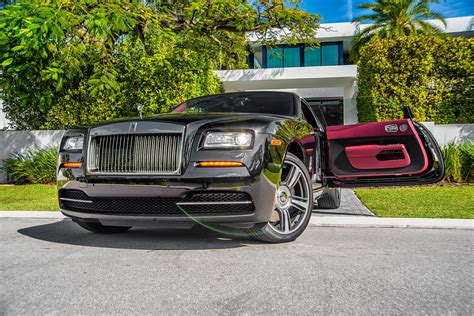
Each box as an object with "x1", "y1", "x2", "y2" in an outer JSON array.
[{"x1": 299, "y1": 0, "x2": 474, "y2": 23}]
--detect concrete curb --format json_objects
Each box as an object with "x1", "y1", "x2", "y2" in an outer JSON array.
[
  {"x1": 0, "y1": 211, "x2": 65, "y2": 219},
  {"x1": 0, "y1": 212, "x2": 473, "y2": 230},
  {"x1": 309, "y1": 215, "x2": 474, "y2": 230}
]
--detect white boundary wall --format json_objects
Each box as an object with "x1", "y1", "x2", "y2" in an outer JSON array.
[
  {"x1": 421, "y1": 122, "x2": 474, "y2": 146},
  {"x1": 0, "y1": 123, "x2": 472, "y2": 183},
  {"x1": 0, "y1": 130, "x2": 64, "y2": 183}
]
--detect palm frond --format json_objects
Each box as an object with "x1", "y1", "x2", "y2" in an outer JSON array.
[
  {"x1": 424, "y1": 11, "x2": 447, "y2": 27},
  {"x1": 352, "y1": 13, "x2": 386, "y2": 24},
  {"x1": 416, "y1": 20, "x2": 447, "y2": 36},
  {"x1": 350, "y1": 0, "x2": 447, "y2": 58}
]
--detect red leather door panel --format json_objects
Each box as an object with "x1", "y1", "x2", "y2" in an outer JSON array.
[
  {"x1": 326, "y1": 119, "x2": 429, "y2": 178},
  {"x1": 345, "y1": 144, "x2": 411, "y2": 170}
]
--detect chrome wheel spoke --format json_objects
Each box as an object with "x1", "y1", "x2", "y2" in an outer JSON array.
[
  {"x1": 285, "y1": 165, "x2": 302, "y2": 189},
  {"x1": 290, "y1": 196, "x2": 309, "y2": 213},
  {"x1": 278, "y1": 208, "x2": 292, "y2": 233},
  {"x1": 270, "y1": 158, "x2": 312, "y2": 235}
]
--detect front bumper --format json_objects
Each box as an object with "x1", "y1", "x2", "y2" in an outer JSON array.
[{"x1": 59, "y1": 174, "x2": 277, "y2": 228}]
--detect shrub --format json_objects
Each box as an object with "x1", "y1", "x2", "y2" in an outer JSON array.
[
  {"x1": 1, "y1": 1, "x2": 319, "y2": 130},
  {"x1": 357, "y1": 36, "x2": 474, "y2": 124},
  {"x1": 3, "y1": 147, "x2": 58, "y2": 184},
  {"x1": 44, "y1": 36, "x2": 223, "y2": 129},
  {"x1": 441, "y1": 142, "x2": 473, "y2": 183}
]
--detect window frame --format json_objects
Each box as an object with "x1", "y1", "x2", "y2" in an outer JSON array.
[{"x1": 250, "y1": 42, "x2": 344, "y2": 69}]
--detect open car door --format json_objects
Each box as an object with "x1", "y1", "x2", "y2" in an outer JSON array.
[{"x1": 325, "y1": 115, "x2": 444, "y2": 187}]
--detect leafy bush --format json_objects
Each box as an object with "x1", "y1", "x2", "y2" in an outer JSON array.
[
  {"x1": 3, "y1": 147, "x2": 58, "y2": 184},
  {"x1": 45, "y1": 35, "x2": 223, "y2": 129},
  {"x1": 357, "y1": 36, "x2": 473, "y2": 124},
  {"x1": 0, "y1": 0, "x2": 319, "y2": 129},
  {"x1": 441, "y1": 142, "x2": 473, "y2": 183}
]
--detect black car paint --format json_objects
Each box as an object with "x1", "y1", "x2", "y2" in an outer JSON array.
[
  {"x1": 57, "y1": 92, "x2": 444, "y2": 228},
  {"x1": 57, "y1": 98, "x2": 317, "y2": 228}
]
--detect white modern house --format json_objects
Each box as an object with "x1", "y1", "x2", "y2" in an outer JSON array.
[
  {"x1": 215, "y1": 16, "x2": 474, "y2": 126},
  {"x1": 0, "y1": 16, "x2": 473, "y2": 129}
]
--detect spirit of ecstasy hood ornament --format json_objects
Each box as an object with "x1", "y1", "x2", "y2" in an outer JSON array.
[{"x1": 137, "y1": 104, "x2": 144, "y2": 120}]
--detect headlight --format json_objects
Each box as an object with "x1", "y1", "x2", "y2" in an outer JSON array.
[
  {"x1": 63, "y1": 136, "x2": 84, "y2": 150},
  {"x1": 203, "y1": 132, "x2": 253, "y2": 149}
]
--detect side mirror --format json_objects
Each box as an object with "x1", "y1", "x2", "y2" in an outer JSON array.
[{"x1": 403, "y1": 107, "x2": 414, "y2": 121}]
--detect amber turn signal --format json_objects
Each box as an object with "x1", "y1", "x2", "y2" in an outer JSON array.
[
  {"x1": 63, "y1": 162, "x2": 82, "y2": 168},
  {"x1": 197, "y1": 161, "x2": 245, "y2": 168},
  {"x1": 271, "y1": 138, "x2": 282, "y2": 146}
]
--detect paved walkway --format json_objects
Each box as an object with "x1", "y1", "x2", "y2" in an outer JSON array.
[
  {"x1": 309, "y1": 216, "x2": 474, "y2": 230},
  {"x1": 314, "y1": 189, "x2": 375, "y2": 216}
]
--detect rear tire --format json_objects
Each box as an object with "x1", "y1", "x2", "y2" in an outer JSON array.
[
  {"x1": 247, "y1": 153, "x2": 313, "y2": 243},
  {"x1": 75, "y1": 220, "x2": 131, "y2": 234},
  {"x1": 316, "y1": 187, "x2": 341, "y2": 209}
]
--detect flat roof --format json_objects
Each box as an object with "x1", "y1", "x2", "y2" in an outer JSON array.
[{"x1": 247, "y1": 16, "x2": 474, "y2": 42}]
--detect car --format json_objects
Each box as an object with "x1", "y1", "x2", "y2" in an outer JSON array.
[{"x1": 57, "y1": 91, "x2": 444, "y2": 242}]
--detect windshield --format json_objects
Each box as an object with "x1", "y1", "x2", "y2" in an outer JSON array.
[{"x1": 170, "y1": 93, "x2": 296, "y2": 116}]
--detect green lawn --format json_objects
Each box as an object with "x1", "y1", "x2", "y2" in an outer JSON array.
[
  {"x1": 355, "y1": 186, "x2": 474, "y2": 219},
  {"x1": 0, "y1": 184, "x2": 58, "y2": 211},
  {"x1": 1, "y1": 184, "x2": 473, "y2": 218}
]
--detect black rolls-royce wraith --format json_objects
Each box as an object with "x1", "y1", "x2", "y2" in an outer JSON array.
[{"x1": 57, "y1": 92, "x2": 444, "y2": 242}]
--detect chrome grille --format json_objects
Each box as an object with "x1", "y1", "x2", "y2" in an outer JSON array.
[{"x1": 88, "y1": 134, "x2": 182, "y2": 174}]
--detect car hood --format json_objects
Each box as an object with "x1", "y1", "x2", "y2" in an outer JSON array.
[{"x1": 89, "y1": 112, "x2": 291, "y2": 128}]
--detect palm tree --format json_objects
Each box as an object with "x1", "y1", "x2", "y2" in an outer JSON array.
[{"x1": 351, "y1": 0, "x2": 447, "y2": 61}]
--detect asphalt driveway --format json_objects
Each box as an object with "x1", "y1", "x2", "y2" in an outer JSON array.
[{"x1": 1, "y1": 218, "x2": 472, "y2": 315}]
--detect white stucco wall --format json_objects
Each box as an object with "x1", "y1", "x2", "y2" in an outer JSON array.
[
  {"x1": 421, "y1": 122, "x2": 474, "y2": 146},
  {"x1": 0, "y1": 130, "x2": 64, "y2": 183},
  {"x1": 0, "y1": 98, "x2": 9, "y2": 129}
]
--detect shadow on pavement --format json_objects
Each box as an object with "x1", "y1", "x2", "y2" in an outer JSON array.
[{"x1": 18, "y1": 219, "x2": 260, "y2": 251}]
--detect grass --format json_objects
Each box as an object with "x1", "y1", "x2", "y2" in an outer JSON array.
[
  {"x1": 0, "y1": 184, "x2": 58, "y2": 211},
  {"x1": 355, "y1": 185, "x2": 474, "y2": 219},
  {"x1": 0, "y1": 184, "x2": 473, "y2": 219}
]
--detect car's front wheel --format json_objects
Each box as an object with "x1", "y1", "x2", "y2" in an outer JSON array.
[
  {"x1": 247, "y1": 153, "x2": 313, "y2": 243},
  {"x1": 75, "y1": 220, "x2": 131, "y2": 234}
]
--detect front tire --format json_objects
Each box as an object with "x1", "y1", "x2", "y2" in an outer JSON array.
[
  {"x1": 75, "y1": 220, "x2": 131, "y2": 234},
  {"x1": 247, "y1": 153, "x2": 313, "y2": 243}
]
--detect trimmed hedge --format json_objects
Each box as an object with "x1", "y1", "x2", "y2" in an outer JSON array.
[{"x1": 357, "y1": 36, "x2": 473, "y2": 124}]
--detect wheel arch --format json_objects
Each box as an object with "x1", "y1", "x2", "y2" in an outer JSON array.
[{"x1": 286, "y1": 141, "x2": 307, "y2": 166}]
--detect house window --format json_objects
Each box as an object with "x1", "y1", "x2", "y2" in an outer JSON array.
[
  {"x1": 249, "y1": 42, "x2": 344, "y2": 69},
  {"x1": 266, "y1": 46, "x2": 301, "y2": 68},
  {"x1": 321, "y1": 43, "x2": 340, "y2": 66},
  {"x1": 304, "y1": 43, "x2": 343, "y2": 67},
  {"x1": 304, "y1": 47, "x2": 321, "y2": 66}
]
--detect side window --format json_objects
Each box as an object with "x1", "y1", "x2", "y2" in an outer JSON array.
[{"x1": 301, "y1": 101, "x2": 324, "y2": 130}]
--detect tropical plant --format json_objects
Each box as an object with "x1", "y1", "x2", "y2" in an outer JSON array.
[
  {"x1": 441, "y1": 142, "x2": 473, "y2": 183},
  {"x1": 2, "y1": 147, "x2": 58, "y2": 184},
  {"x1": 351, "y1": 0, "x2": 446, "y2": 61},
  {"x1": 0, "y1": 0, "x2": 320, "y2": 129}
]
